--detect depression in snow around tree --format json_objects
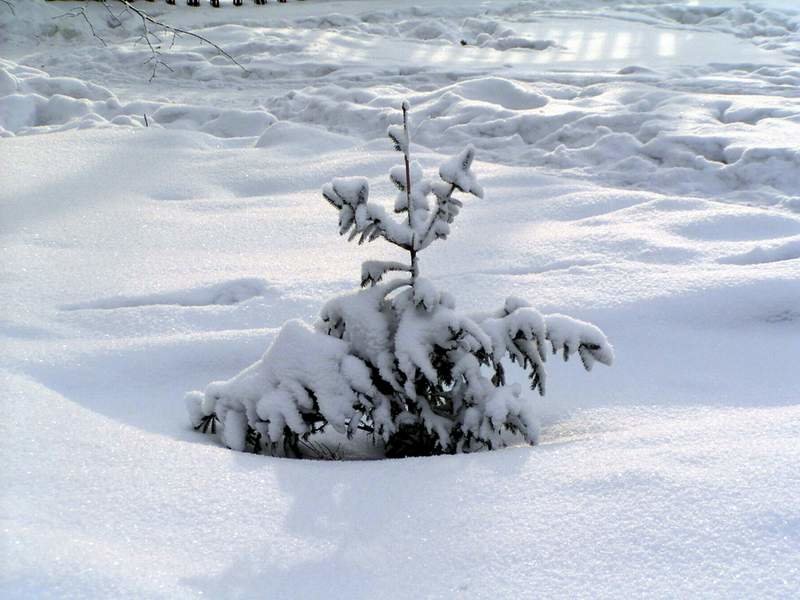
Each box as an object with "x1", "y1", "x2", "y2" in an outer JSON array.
[{"x1": 185, "y1": 101, "x2": 614, "y2": 459}]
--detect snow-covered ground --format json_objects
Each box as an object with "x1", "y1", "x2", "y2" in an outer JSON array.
[{"x1": 1, "y1": 0, "x2": 799, "y2": 597}]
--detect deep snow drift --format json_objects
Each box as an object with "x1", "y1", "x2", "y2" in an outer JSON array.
[{"x1": 1, "y1": 1, "x2": 799, "y2": 597}]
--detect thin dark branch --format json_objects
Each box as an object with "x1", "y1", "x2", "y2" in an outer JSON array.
[
  {"x1": 53, "y1": 7, "x2": 107, "y2": 47},
  {"x1": 100, "y1": 1, "x2": 124, "y2": 28},
  {"x1": 52, "y1": 0, "x2": 249, "y2": 82},
  {"x1": 111, "y1": 0, "x2": 249, "y2": 78},
  {"x1": 1, "y1": 0, "x2": 14, "y2": 16}
]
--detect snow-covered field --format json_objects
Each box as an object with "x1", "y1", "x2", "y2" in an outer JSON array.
[{"x1": 2, "y1": 0, "x2": 799, "y2": 597}]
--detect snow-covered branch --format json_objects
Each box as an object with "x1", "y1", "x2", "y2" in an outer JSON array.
[
  {"x1": 361, "y1": 260, "x2": 411, "y2": 288},
  {"x1": 322, "y1": 178, "x2": 414, "y2": 249}
]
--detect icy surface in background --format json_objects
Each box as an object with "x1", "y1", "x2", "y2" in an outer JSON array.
[{"x1": 1, "y1": 0, "x2": 799, "y2": 597}]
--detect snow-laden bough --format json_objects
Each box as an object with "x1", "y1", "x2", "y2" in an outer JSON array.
[{"x1": 186, "y1": 101, "x2": 613, "y2": 458}]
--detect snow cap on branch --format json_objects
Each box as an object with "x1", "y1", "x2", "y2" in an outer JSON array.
[
  {"x1": 361, "y1": 260, "x2": 411, "y2": 287},
  {"x1": 545, "y1": 314, "x2": 615, "y2": 369},
  {"x1": 440, "y1": 145, "x2": 484, "y2": 198},
  {"x1": 323, "y1": 176, "x2": 414, "y2": 248}
]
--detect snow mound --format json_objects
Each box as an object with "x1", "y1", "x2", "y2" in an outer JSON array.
[
  {"x1": 436, "y1": 77, "x2": 548, "y2": 110},
  {"x1": 0, "y1": 59, "x2": 276, "y2": 138},
  {"x1": 460, "y1": 18, "x2": 560, "y2": 52},
  {"x1": 150, "y1": 104, "x2": 276, "y2": 138},
  {"x1": 293, "y1": 11, "x2": 561, "y2": 53},
  {"x1": 266, "y1": 76, "x2": 549, "y2": 144},
  {"x1": 255, "y1": 121, "x2": 358, "y2": 154},
  {"x1": 675, "y1": 211, "x2": 800, "y2": 242},
  {"x1": 268, "y1": 73, "x2": 800, "y2": 207},
  {"x1": 719, "y1": 238, "x2": 800, "y2": 265}
]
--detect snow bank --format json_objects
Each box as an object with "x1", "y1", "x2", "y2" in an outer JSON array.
[
  {"x1": 255, "y1": 121, "x2": 358, "y2": 154},
  {"x1": 0, "y1": 59, "x2": 276, "y2": 138},
  {"x1": 267, "y1": 75, "x2": 800, "y2": 208}
]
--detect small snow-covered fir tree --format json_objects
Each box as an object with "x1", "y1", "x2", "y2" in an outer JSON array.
[{"x1": 186, "y1": 101, "x2": 613, "y2": 458}]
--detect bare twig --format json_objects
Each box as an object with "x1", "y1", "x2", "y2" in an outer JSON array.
[
  {"x1": 53, "y1": 0, "x2": 249, "y2": 82},
  {"x1": 111, "y1": 0, "x2": 249, "y2": 81},
  {"x1": 53, "y1": 7, "x2": 107, "y2": 47},
  {"x1": 1, "y1": 0, "x2": 14, "y2": 17},
  {"x1": 100, "y1": 1, "x2": 124, "y2": 29}
]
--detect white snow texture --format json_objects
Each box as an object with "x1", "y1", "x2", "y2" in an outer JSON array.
[{"x1": 1, "y1": 0, "x2": 799, "y2": 598}]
